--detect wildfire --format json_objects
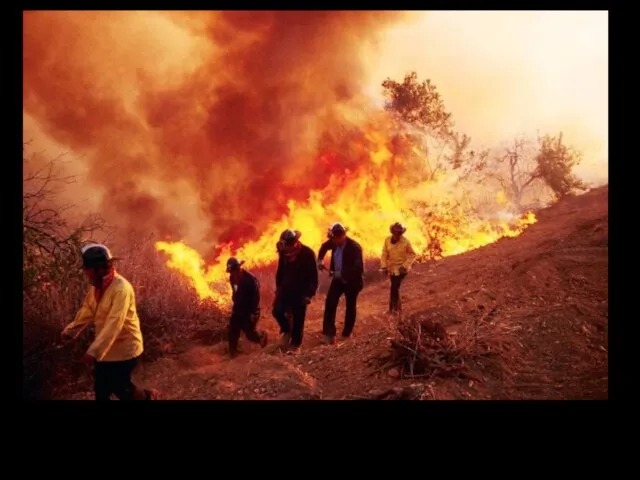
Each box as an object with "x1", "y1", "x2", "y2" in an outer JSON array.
[{"x1": 155, "y1": 117, "x2": 537, "y2": 305}]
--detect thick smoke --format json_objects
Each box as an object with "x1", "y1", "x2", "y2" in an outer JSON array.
[{"x1": 23, "y1": 11, "x2": 409, "y2": 255}]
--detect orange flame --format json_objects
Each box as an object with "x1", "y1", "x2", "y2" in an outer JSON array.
[{"x1": 155, "y1": 116, "x2": 536, "y2": 305}]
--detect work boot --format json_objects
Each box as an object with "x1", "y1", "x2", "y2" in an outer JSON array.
[
  {"x1": 320, "y1": 335, "x2": 335, "y2": 345},
  {"x1": 279, "y1": 333, "x2": 291, "y2": 348},
  {"x1": 259, "y1": 332, "x2": 268, "y2": 348}
]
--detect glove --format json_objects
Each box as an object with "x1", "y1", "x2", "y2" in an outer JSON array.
[{"x1": 399, "y1": 266, "x2": 408, "y2": 275}]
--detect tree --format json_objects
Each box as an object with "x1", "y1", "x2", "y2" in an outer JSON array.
[
  {"x1": 382, "y1": 72, "x2": 453, "y2": 136},
  {"x1": 484, "y1": 136, "x2": 541, "y2": 210},
  {"x1": 23, "y1": 147, "x2": 107, "y2": 292},
  {"x1": 535, "y1": 132, "x2": 587, "y2": 199},
  {"x1": 382, "y1": 72, "x2": 488, "y2": 180},
  {"x1": 483, "y1": 132, "x2": 587, "y2": 210}
]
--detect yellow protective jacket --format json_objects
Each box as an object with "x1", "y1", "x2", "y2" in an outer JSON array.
[
  {"x1": 62, "y1": 273, "x2": 144, "y2": 362},
  {"x1": 380, "y1": 235, "x2": 418, "y2": 276}
]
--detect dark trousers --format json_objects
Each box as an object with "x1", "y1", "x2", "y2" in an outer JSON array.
[
  {"x1": 323, "y1": 279, "x2": 360, "y2": 338},
  {"x1": 94, "y1": 357, "x2": 141, "y2": 401},
  {"x1": 229, "y1": 313, "x2": 263, "y2": 354},
  {"x1": 272, "y1": 294, "x2": 307, "y2": 347},
  {"x1": 389, "y1": 274, "x2": 407, "y2": 312}
]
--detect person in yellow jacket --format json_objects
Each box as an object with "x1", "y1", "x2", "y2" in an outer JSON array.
[
  {"x1": 380, "y1": 222, "x2": 417, "y2": 315},
  {"x1": 61, "y1": 243, "x2": 159, "y2": 400}
]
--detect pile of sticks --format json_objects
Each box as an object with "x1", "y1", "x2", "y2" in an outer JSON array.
[
  {"x1": 390, "y1": 317, "x2": 468, "y2": 379},
  {"x1": 388, "y1": 306, "x2": 508, "y2": 381}
]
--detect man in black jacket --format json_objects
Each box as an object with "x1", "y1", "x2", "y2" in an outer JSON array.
[
  {"x1": 272, "y1": 229, "x2": 318, "y2": 352},
  {"x1": 227, "y1": 257, "x2": 267, "y2": 358},
  {"x1": 317, "y1": 223, "x2": 364, "y2": 344}
]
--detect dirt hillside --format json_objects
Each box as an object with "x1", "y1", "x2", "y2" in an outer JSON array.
[{"x1": 70, "y1": 186, "x2": 608, "y2": 400}]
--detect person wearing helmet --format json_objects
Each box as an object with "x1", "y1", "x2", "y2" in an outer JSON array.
[
  {"x1": 380, "y1": 222, "x2": 417, "y2": 315},
  {"x1": 317, "y1": 223, "x2": 364, "y2": 344},
  {"x1": 275, "y1": 229, "x2": 303, "y2": 256},
  {"x1": 226, "y1": 257, "x2": 268, "y2": 358},
  {"x1": 274, "y1": 230, "x2": 301, "y2": 332},
  {"x1": 272, "y1": 229, "x2": 318, "y2": 352},
  {"x1": 61, "y1": 243, "x2": 159, "y2": 400}
]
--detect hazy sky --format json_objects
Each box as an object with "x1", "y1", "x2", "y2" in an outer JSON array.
[{"x1": 364, "y1": 10, "x2": 608, "y2": 184}]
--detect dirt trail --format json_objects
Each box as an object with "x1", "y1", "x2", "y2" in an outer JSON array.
[
  {"x1": 132, "y1": 287, "x2": 401, "y2": 400},
  {"x1": 71, "y1": 187, "x2": 608, "y2": 400}
]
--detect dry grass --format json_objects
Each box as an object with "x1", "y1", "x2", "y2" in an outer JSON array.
[{"x1": 115, "y1": 233, "x2": 226, "y2": 358}]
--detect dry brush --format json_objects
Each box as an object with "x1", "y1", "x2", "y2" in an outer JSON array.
[{"x1": 23, "y1": 148, "x2": 226, "y2": 399}]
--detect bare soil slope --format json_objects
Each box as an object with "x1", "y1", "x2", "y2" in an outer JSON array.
[{"x1": 70, "y1": 186, "x2": 608, "y2": 400}]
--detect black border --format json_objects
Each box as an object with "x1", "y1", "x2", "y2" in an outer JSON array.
[{"x1": 19, "y1": 8, "x2": 614, "y2": 437}]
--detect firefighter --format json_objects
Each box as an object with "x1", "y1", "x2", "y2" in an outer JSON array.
[
  {"x1": 317, "y1": 223, "x2": 364, "y2": 344},
  {"x1": 272, "y1": 229, "x2": 318, "y2": 352},
  {"x1": 61, "y1": 243, "x2": 159, "y2": 400},
  {"x1": 380, "y1": 222, "x2": 417, "y2": 315},
  {"x1": 226, "y1": 257, "x2": 268, "y2": 358},
  {"x1": 274, "y1": 230, "x2": 300, "y2": 332}
]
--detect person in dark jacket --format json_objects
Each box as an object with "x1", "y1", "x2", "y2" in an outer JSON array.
[
  {"x1": 274, "y1": 230, "x2": 300, "y2": 332},
  {"x1": 227, "y1": 257, "x2": 267, "y2": 358},
  {"x1": 317, "y1": 223, "x2": 364, "y2": 344},
  {"x1": 272, "y1": 229, "x2": 318, "y2": 352}
]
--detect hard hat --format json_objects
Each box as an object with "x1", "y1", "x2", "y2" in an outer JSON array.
[
  {"x1": 226, "y1": 257, "x2": 245, "y2": 273},
  {"x1": 280, "y1": 229, "x2": 301, "y2": 245},
  {"x1": 278, "y1": 229, "x2": 302, "y2": 257},
  {"x1": 390, "y1": 222, "x2": 406, "y2": 235},
  {"x1": 81, "y1": 243, "x2": 118, "y2": 268},
  {"x1": 328, "y1": 223, "x2": 347, "y2": 238}
]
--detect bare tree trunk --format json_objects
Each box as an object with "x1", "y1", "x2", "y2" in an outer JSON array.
[{"x1": 513, "y1": 189, "x2": 523, "y2": 211}]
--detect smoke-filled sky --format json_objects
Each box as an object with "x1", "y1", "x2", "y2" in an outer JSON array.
[
  {"x1": 364, "y1": 10, "x2": 608, "y2": 184},
  {"x1": 23, "y1": 10, "x2": 608, "y2": 253}
]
